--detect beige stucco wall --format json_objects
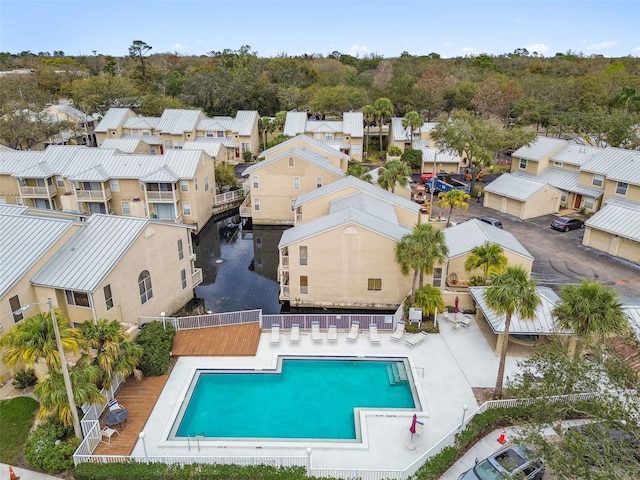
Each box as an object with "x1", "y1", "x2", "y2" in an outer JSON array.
[
  {"x1": 262, "y1": 138, "x2": 348, "y2": 172},
  {"x1": 601, "y1": 180, "x2": 640, "y2": 203},
  {"x1": 446, "y1": 251, "x2": 533, "y2": 285},
  {"x1": 583, "y1": 227, "x2": 640, "y2": 264},
  {"x1": 511, "y1": 158, "x2": 543, "y2": 176},
  {"x1": 0, "y1": 176, "x2": 21, "y2": 204},
  {"x1": 485, "y1": 186, "x2": 562, "y2": 220},
  {"x1": 282, "y1": 224, "x2": 412, "y2": 309}
]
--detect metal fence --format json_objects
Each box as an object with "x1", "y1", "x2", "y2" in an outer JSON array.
[
  {"x1": 261, "y1": 313, "x2": 394, "y2": 331},
  {"x1": 139, "y1": 309, "x2": 261, "y2": 331}
]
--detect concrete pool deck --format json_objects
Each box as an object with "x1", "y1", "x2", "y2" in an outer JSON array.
[{"x1": 132, "y1": 316, "x2": 530, "y2": 473}]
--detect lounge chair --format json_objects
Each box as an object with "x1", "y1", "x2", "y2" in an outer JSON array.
[
  {"x1": 390, "y1": 321, "x2": 405, "y2": 341},
  {"x1": 311, "y1": 321, "x2": 322, "y2": 343},
  {"x1": 346, "y1": 321, "x2": 360, "y2": 342},
  {"x1": 290, "y1": 324, "x2": 300, "y2": 343},
  {"x1": 327, "y1": 325, "x2": 338, "y2": 342},
  {"x1": 107, "y1": 399, "x2": 125, "y2": 411},
  {"x1": 405, "y1": 331, "x2": 427, "y2": 347},
  {"x1": 270, "y1": 324, "x2": 280, "y2": 344},
  {"x1": 100, "y1": 426, "x2": 119, "y2": 444},
  {"x1": 369, "y1": 323, "x2": 381, "y2": 343}
]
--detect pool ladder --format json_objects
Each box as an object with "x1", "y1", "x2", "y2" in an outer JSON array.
[
  {"x1": 387, "y1": 361, "x2": 409, "y2": 386},
  {"x1": 188, "y1": 432, "x2": 205, "y2": 451}
]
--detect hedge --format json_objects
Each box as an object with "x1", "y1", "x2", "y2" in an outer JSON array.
[{"x1": 135, "y1": 321, "x2": 176, "y2": 376}]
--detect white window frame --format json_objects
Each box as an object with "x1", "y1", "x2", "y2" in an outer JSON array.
[
  {"x1": 300, "y1": 275, "x2": 308, "y2": 295},
  {"x1": 204, "y1": 176, "x2": 209, "y2": 192},
  {"x1": 121, "y1": 201, "x2": 130, "y2": 215},
  {"x1": 110, "y1": 178, "x2": 120, "y2": 191},
  {"x1": 254, "y1": 198, "x2": 260, "y2": 211},
  {"x1": 299, "y1": 246, "x2": 308, "y2": 265},
  {"x1": 104, "y1": 284, "x2": 113, "y2": 310},
  {"x1": 56, "y1": 175, "x2": 65, "y2": 187},
  {"x1": 65, "y1": 289, "x2": 90, "y2": 308},
  {"x1": 288, "y1": 156, "x2": 294, "y2": 167},
  {"x1": 584, "y1": 196, "x2": 595, "y2": 209},
  {"x1": 178, "y1": 239, "x2": 184, "y2": 260},
  {"x1": 253, "y1": 175, "x2": 259, "y2": 189},
  {"x1": 616, "y1": 182, "x2": 628, "y2": 196},
  {"x1": 592, "y1": 174, "x2": 604, "y2": 187},
  {"x1": 432, "y1": 268, "x2": 443, "y2": 288},
  {"x1": 316, "y1": 177, "x2": 323, "y2": 188},
  {"x1": 138, "y1": 271, "x2": 153, "y2": 304},
  {"x1": 294, "y1": 177, "x2": 300, "y2": 190},
  {"x1": 183, "y1": 202, "x2": 192, "y2": 216},
  {"x1": 181, "y1": 269, "x2": 187, "y2": 289},
  {"x1": 180, "y1": 180, "x2": 189, "y2": 192}
]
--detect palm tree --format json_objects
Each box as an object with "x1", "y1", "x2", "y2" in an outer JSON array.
[
  {"x1": 402, "y1": 111, "x2": 424, "y2": 145},
  {"x1": 0, "y1": 310, "x2": 80, "y2": 372},
  {"x1": 437, "y1": 190, "x2": 471, "y2": 227},
  {"x1": 35, "y1": 363, "x2": 104, "y2": 427},
  {"x1": 414, "y1": 284, "x2": 445, "y2": 320},
  {"x1": 552, "y1": 280, "x2": 629, "y2": 356},
  {"x1": 484, "y1": 266, "x2": 541, "y2": 398},
  {"x1": 347, "y1": 162, "x2": 372, "y2": 182},
  {"x1": 378, "y1": 159, "x2": 410, "y2": 193},
  {"x1": 258, "y1": 117, "x2": 273, "y2": 150},
  {"x1": 612, "y1": 86, "x2": 640, "y2": 112},
  {"x1": 373, "y1": 97, "x2": 394, "y2": 151},
  {"x1": 464, "y1": 241, "x2": 508, "y2": 284},
  {"x1": 362, "y1": 104, "x2": 376, "y2": 155}
]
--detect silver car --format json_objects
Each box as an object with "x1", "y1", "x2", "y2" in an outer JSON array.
[{"x1": 457, "y1": 444, "x2": 545, "y2": 480}]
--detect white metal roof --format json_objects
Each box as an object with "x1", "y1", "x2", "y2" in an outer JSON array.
[
  {"x1": 512, "y1": 136, "x2": 568, "y2": 161},
  {"x1": 0, "y1": 143, "x2": 13, "y2": 151},
  {"x1": 342, "y1": 112, "x2": 364, "y2": 137},
  {"x1": 156, "y1": 109, "x2": 203, "y2": 134},
  {"x1": 68, "y1": 165, "x2": 110, "y2": 182},
  {"x1": 121, "y1": 134, "x2": 162, "y2": 145},
  {"x1": 584, "y1": 199, "x2": 640, "y2": 241},
  {"x1": 390, "y1": 118, "x2": 437, "y2": 142},
  {"x1": 283, "y1": 112, "x2": 309, "y2": 136},
  {"x1": 31, "y1": 214, "x2": 148, "y2": 292},
  {"x1": 183, "y1": 141, "x2": 223, "y2": 157},
  {"x1": 232, "y1": 111, "x2": 259, "y2": 136},
  {"x1": 123, "y1": 116, "x2": 159, "y2": 130},
  {"x1": 469, "y1": 286, "x2": 572, "y2": 335},
  {"x1": 368, "y1": 167, "x2": 412, "y2": 193},
  {"x1": 99, "y1": 138, "x2": 150, "y2": 153},
  {"x1": 12, "y1": 161, "x2": 55, "y2": 179},
  {"x1": 243, "y1": 147, "x2": 346, "y2": 178},
  {"x1": 329, "y1": 191, "x2": 399, "y2": 225},
  {"x1": 515, "y1": 169, "x2": 604, "y2": 198},
  {"x1": 549, "y1": 144, "x2": 601, "y2": 167},
  {"x1": 141, "y1": 165, "x2": 180, "y2": 182},
  {"x1": 197, "y1": 117, "x2": 233, "y2": 132},
  {"x1": 0, "y1": 211, "x2": 76, "y2": 297},
  {"x1": 484, "y1": 173, "x2": 551, "y2": 201},
  {"x1": 95, "y1": 108, "x2": 133, "y2": 132},
  {"x1": 259, "y1": 134, "x2": 350, "y2": 161},
  {"x1": 422, "y1": 148, "x2": 461, "y2": 165},
  {"x1": 444, "y1": 218, "x2": 533, "y2": 260},
  {"x1": 580, "y1": 147, "x2": 640, "y2": 184}
]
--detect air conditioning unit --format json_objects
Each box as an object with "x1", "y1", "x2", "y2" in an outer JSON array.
[{"x1": 133, "y1": 197, "x2": 141, "y2": 202}]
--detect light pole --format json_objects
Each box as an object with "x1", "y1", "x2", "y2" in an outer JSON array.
[
  {"x1": 461, "y1": 404, "x2": 469, "y2": 430},
  {"x1": 13, "y1": 298, "x2": 82, "y2": 439},
  {"x1": 160, "y1": 311, "x2": 166, "y2": 330},
  {"x1": 139, "y1": 431, "x2": 149, "y2": 464},
  {"x1": 429, "y1": 151, "x2": 438, "y2": 220}
]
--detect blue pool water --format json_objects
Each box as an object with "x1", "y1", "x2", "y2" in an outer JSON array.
[{"x1": 174, "y1": 358, "x2": 416, "y2": 440}]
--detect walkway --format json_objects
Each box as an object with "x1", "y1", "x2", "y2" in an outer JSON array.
[{"x1": 171, "y1": 322, "x2": 261, "y2": 356}]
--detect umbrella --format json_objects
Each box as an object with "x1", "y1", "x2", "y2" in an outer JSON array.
[
  {"x1": 409, "y1": 414, "x2": 418, "y2": 439},
  {"x1": 454, "y1": 296, "x2": 460, "y2": 314}
]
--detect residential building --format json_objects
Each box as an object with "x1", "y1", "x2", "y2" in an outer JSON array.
[
  {"x1": 283, "y1": 111, "x2": 364, "y2": 161},
  {"x1": 388, "y1": 118, "x2": 438, "y2": 152},
  {"x1": 43, "y1": 103, "x2": 98, "y2": 147}
]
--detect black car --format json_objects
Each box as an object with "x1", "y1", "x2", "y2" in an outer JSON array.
[
  {"x1": 550, "y1": 216, "x2": 584, "y2": 232},
  {"x1": 457, "y1": 444, "x2": 545, "y2": 480}
]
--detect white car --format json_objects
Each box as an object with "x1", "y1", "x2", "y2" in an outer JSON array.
[{"x1": 457, "y1": 444, "x2": 545, "y2": 480}]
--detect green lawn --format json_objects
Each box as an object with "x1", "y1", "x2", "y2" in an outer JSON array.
[{"x1": 0, "y1": 396, "x2": 39, "y2": 465}]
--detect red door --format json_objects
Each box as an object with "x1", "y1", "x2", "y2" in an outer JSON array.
[{"x1": 573, "y1": 194, "x2": 582, "y2": 209}]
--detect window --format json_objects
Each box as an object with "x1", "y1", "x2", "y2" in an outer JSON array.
[
  {"x1": 183, "y1": 202, "x2": 191, "y2": 215},
  {"x1": 367, "y1": 278, "x2": 382, "y2": 291},
  {"x1": 616, "y1": 182, "x2": 628, "y2": 195},
  {"x1": 110, "y1": 179, "x2": 120, "y2": 191},
  {"x1": 316, "y1": 177, "x2": 323, "y2": 188},
  {"x1": 254, "y1": 198, "x2": 260, "y2": 211},
  {"x1": 584, "y1": 196, "x2": 595, "y2": 209},
  {"x1": 142, "y1": 130, "x2": 150, "y2": 135},
  {"x1": 291, "y1": 199, "x2": 296, "y2": 211},
  {"x1": 217, "y1": 131, "x2": 224, "y2": 138},
  {"x1": 9, "y1": 295, "x2": 23, "y2": 323},
  {"x1": 256, "y1": 236, "x2": 262, "y2": 250},
  {"x1": 560, "y1": 192, "x2": 567, "y2": 203},
  {"x1": 553, "y1": 161, "x2": 563, "y2": 168},
  {"x1": 194, "y1": 177, "x2": 198, "y2": 190},
  {"x1": 178, "y1": 239, "x2": 184, "y2": 260},
  {"x1": 432, "y1": 268, "x2": 443, "y2": 288},
  {"x1": 138, "y1": 270, "x2": 153, "y2": 304},
  {"x1": 592, "y1": 174, "x2": 604, "y2": 187},
  {"x1": 65, "y1": 290, "x2": 90, "y2": 307},
  {"x1": 174, "y1": 142, "x2": 183, "y2": 150},
  {"x1": 180, "y1": 180, "x2": 189, "y2": 192},
  {"x1": 181, "y1": 269, "x2": 187, "y2": 289},
  {"x1": 56, "y1": 176, "x2": 65, "y2": 187},
  {"x1": 294, "y1": 177, "x2": 300, "y2": 190},
  {"x1": 253, "y1": 175, "x2": 259, "y2": 189},
  {"x1": 519, "y1": 159, "x2": 527, "y2": 170},
  {"x1": 206, "y1": 131, "x2": 214, "y2": 138},
  {"x1": 288, "y1": 156, "x2": 294, "y2": 167},
  {"x1": 104, "y1": 284, "x2": 113, "y2": 310},
  {"x1": 300, "y1": 276, "x2": 308, "y2": 294},
  {"x1": 325, "y1": 133, "x2": 333, "y2": 140},
  {"x1": 204, "y1": 176, "x2": 209, "y2": 191},
  {"x1": 164, "y1": 139, "x2": 173, "y2": 149},
  {"x1": 121, "y1": 201, "x2": 130, "y2": 215},
  {"x1": 299, "y1": 246, "x2": 308, "y2": 265},
  {"x1": 150, "y1": 146, "x2": 157, "y2": 155},
  {"x1": 241, "y1": 142, "x2": 250, "y2": 153}
]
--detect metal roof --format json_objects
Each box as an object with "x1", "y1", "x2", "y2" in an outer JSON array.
[
  {"x1": 444, "y1": 218, "x2": 533, "y2": 260},
  {"x1": 342, "y1": 112, "x2": 364, "y2": 137},
  {"x1": 95, "y1": 108, "x2": 134, "y2": 132},
  {"x1": 12, "y1": 161, "x2": 55, "y2": 179},
  {"x1": 44, "y1": 104, "x2": 93, "y2": 122},
  {"x1": 422, "y1": 148, "x2": 461, "y2": 165},
  {"x1": 0, "y1": 143, "x2": 13, "y2": 151},
  {"x1": 278, "y1": 205, "x2": 411, "y2": 248},
  {"x1": 123, "y1": 116, "x2": 160, "y2": 130},
  {"x1": 259, "y1": 134, "x2": 350, "y2": 161},
  {"x1": 0, "y1": 211, "x2": 76, "y2": 297},
  {"x1": 68, "y1": 164, "x2": 110, "y2": 182},
  {"x1": 584, "y1": 199, "x2": 640, "y2": 241},
  {"x1": 549, "y1": 144, "x2": 601, "y2": 167},
  {"x1": 141, "y1": 165, "x2": 180, "y2": 182},
  {"x1": 243, "y1": 147, "x2": 346, "y2": 178},
  {"x1": 156, "y1": 109, "x2": 203, "y2": 134},
  {"x1": 469, "y1": 286, "x2": 572, "y2": 335},
  {"x1": 390, "y1": 118, "x2": 437, "y2": 142},
  {"x1": 197, "y1": 118, "x2": 233, "y2": 132},
  {"x1": 31, "y1": 214, "x2": 149, "y2": 292},
  {"x1": 580, "y1": 147, "x2": 640, "y2": 184},
  {"x1": 368, "y1": 167, "x2": 412, "y2": 193},
  {"x1": 515, "y1": 169, "x2": 604, "y2": 198},
  {"x1": 283, "y1": 112, "x2": 308, "y2": 136},
  {"x1": 484, "y1": 173, "x2": 551, "y2": 201},
  {"x1": 329, "y1": 191, "x2": 399, "y2": 225},
  {"x1": 512, "y1": 136, "x2": 568, "y2": 161},
  {"x1": 99, "y1": 138, "x2": 150, "y2": 153},
  {"x1": 232, "y1": 111, "x2": 259, "y2": 136},
  {"x1": 183, "y1": 141, "x2": 223, "y2": 157}
]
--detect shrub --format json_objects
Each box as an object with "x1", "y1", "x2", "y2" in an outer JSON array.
[
  {"x1": 468, "y1": 275, "x2": 485, "y2": 286},
  {"x1": 386, "y1": 145, "x2": 402, "y2": 156},
  {"x1": 401, "y1": 149, "x2": 423, "y2": 170},
  {"x1": 24, "y1": 419, "x2": 79, "y2": 474},
  {"x1": 12, "y1": 368, "x2": 37, "y2": 390},
  {"x1": 135, "y1": 321, "x2": 176, "y2": 377},
  {"x1": 242, "y1": 151, "x2": 253, "y2": 162}
]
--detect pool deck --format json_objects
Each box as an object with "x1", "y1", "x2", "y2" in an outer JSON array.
[{"x1": 131, "y1": 315, "x2": 531, "y2": 473}]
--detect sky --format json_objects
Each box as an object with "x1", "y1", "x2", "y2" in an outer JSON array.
[{"x1": 1, "y1": 0, "x2": 639, "y2": 59}]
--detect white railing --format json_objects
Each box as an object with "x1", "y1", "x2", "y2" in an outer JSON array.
[
  {"x1": 261, "y1": 313, "x2": 393, "y2": 331},
  {"x1": 239, "y1": 195, "x2": 252, "y2": 217},
  {"x1": 309, "y1": 468, "x2": 405, "y2": 480},
  {"x1": 213, "y1": 190, "x2": 243, "y2": 205},
  {"x1": 76, "y1": 187, "x2": 111, "y2": 201},
  {"x1": 75, "y1": 454, "x2": 307, "y2": 468},
  {"x1": 19, "y1": 184, "x2": 56, "y2": 197},
  {"x1": 191, "y1": 268, "x2": 203, "y2": 287},
  {"x1": 139, "y1": 309, "x2": 261, "y2": 331},
  {"x1": 146, "y1": 191, "x2": 177, "y2": 201}
]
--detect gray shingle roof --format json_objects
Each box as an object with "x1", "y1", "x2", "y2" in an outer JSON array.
[
  {"x1": 444, "y1": 219, "x2": 533, "y2": 260},
  {"x1": 512, "y1": 136, "x2": 568, "y2": 161},
  {"x1": 484, "y1": 173, "x2": 552, "y2": 201}
]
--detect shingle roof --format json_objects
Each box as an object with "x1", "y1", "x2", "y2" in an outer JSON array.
[
  {"x1": 484, "y1": 173, "x2": 553, "y2": 201},
  {"x1": 584, "y1": 198, "x2": 640, "y2": 241},
  {"x1": 512, "y1": 136, "x2": 568, "y2": 161},
  {"x1": 444, "y1": 219, "x2": 533, "y2": 260}
]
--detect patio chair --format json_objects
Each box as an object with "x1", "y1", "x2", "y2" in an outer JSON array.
[
  {"x1": 107, "y1": 399, "x2": 125, "y2": 411},
  {"x1": 311, "y1": 321, "x2": 323, "y2": 343},
  {"x1": 290, "y1": 324, "x2": 300, "y2": 344},
  {"x1": 405, "y1": 331, "x2": 427, "y2": 347},
  {"x1": 390, "y1": 321, "x2": 405, "y2": 341},
  {"x1": 270, "y1": 324, "x2": 280, "y2": 344},
  {"x1": 369, "y1": 323, "x2": 381, "y2": 344},
  {"x1": 327, "y1": 324, "x2": 338, "y2": 342},
  {"x1": 346, "y1": 321, "x2": 360, "y2": 342},
  {"x1": 100, "y1": 426, "x2": 119, "y2": 444}
]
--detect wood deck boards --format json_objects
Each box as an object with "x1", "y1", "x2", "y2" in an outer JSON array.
[{"x1": 171, "y1": 322, "x2": 261, "y2": 357}]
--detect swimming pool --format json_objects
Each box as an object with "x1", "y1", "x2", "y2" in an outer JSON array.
[{"x1": 170, "y1": 356, "x2": 418, "y2": 441}]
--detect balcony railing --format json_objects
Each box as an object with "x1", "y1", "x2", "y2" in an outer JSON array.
[
  {"x1": 281, "y1": 255, "x2": 289, "y2": 268},
  {"x1": 19, "y1": 183, "x2": 57, "y2": 198},
  {"x1": 76, "y1": 187, "x2": 111, "y2": 201},
  {"x1": 192, "y1": 268, "x2": 203, "y2": 287},
  {"x1": 280, "y1": 285, "x2": 290, "y2": 299},
  {"x1": 239, "y1": 195, "x2": 252, "y2": 217},
  {"x1": 146, "y1": 191, "x2": 177, "y2": 201},
  {"x1": 213, "y1": 190, "x2": 243, "y2": 206}
]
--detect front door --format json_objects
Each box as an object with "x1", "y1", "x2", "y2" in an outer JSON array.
[{"x1": 573, "y1": 194, "x2": 582, "y2": 209}]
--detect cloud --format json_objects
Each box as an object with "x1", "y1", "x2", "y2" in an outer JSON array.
[
  {"x1": 173, "y1": 43, "x2": 187, "y2": 50},
  {"x1": 526, "y1": 43, "x2": 549, "y2": 54},
  {"x1": 462, "y1": 46, "x2": 475, "y2": 53},
  {"x1": 586, "y1": 40, "x2": 617, "y2": 51},
  {"x1": 634, "y1": 46, "x2": 640, "y2": 52},
  {"x1": 347, "y1": 44, "x2": 370, "y2": 57}
]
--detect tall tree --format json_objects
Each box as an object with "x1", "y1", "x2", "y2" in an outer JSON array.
[
  {"x1": 129, "y1": 40, "x2": 152, "y2": 83},
  {"x1": 402, "y1": 110, "x2": 424, "y2": 145},
  {"x1": 347, "y1": 162, "x2": 372, "y2": 182},
  {"x1": 362, "y1": 104, "x2": 376, "y2": 154},
  {"x1": 377, "y1": 159, "x2": 410, "y2": 193},
  {"x1": 464, "y1": 241, "x2": 508, "y2": 284},
  {"x1": 373, "y1": 97, "x2": 394, "y2": 151},
  {"x1": 437, "y1": 189, "x2": 470, "y2": 227},
  {"x1": 414, "y1": 284, "x2": 445, "y2": 320},
  {"x1": 611, "y1": 85, "x2": 640, "y2": 112},
  {"x1": 484, "y1": 266, "x2": 541, "y2": 398}
]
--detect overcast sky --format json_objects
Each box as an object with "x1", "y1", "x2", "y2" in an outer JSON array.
[{"x1": 1, "y1": 0, "x2": 638, "y2": 59}]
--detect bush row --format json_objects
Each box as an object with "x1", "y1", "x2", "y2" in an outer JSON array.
[
  {"x1": 135, "y1": 321, "x2": 176, "y2": 376},
  {"x1": 24, "y1": 419, "x2": 79, "y2": 473}
]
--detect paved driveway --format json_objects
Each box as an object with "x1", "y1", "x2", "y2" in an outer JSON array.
[{"x1": 445, "y1": 202, "x2": 640, "y2": 305}]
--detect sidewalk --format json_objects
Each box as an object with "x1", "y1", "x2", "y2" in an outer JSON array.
[{"x1": 0, "y1": 464, "x2": 64, "y2": 480}]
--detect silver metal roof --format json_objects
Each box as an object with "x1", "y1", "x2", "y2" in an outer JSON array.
[
  {"x1": 12, "y1": 161, "x2": 55, "y2": 179},
  {"x1": 278, "y1": 205, "x2": 411, "y2": 248},
  {"x1": 580, "y1": 147, "x2": 640, "y2": 184},
  {"x1": 243, "y1": 147, "x2": 346, "y2": 178},
  {"x1": 342, "y1": 112, "x2": 364, "y2": 137},
  {"x1": 0, "y1": 211, "x2": 76, "y2": 297},
  {"x1": 99, "y1": 138, "x2": 150, "y2": 153},
  {"x1": 95, "y1": 108, "x2": 133, "y2": 132},
  {"x1": 121, "y1": 134, "x2": 162, "y2": 145},
  {"x1": 141, "y1": 165, "x2": 180, "y2": 182},
  {"x1": 390, "y1": 118, "x2": 437, "y2": 142},
  {"x1": 549, "y1": 144, "x2": 601, "y2": 166},
  {"x1": 197, "y1": 117, "x2": 233, "y2": 132},
  {"x1": 259, "y1": 134, "x2": 350, "y2": 161},
  {"x1": 31, "y1": 214, "x2": 149, "y2": 292},
  {"x1": 368, "y1": 167, "x2": 412, "y2": 193},
  {"x1": 0, "y1": 143, "x2": 13, "y2": 151},
  {"x1": 44, "y1": 104, "x2": 93, "y2": 122},
  {"x1": 123, "y1": 116, "x2": 160, "y2": 130},
  {"x1": 515, "y1": 169, "x2": 604, "y2": 198},
  {"x1": 283, "y1": 112, "x2": 361, "y2": 138},
  {"x1": 283, "y1": 112, "x2": 309, "y2": 137},
  {"x1": 422, "y1": 148, "x2": 461, "y2": 165},
  {"x1": 584, "y1": 199, "x2": 640, "y2": 241},
  {"x1": 444, "y1": 218, "x2": 533, "y2": 260},
  {"x1": 68, "y1": 164, "x2": 110, "y2": 182},
  {"x1": 469, "y1": 286, "x2": 572, "y2": 335},
  {"x1": 232, "y1": 111, "x2": 259, "y2": 136},
  {"x1": 156, "y1": 109, "x2": 203, "y2": 134},
  {"x1": 183, "y1": 141, "x2": 222, "y2": 157},
  {"x1": 512, "y1": 136, "x2": 568, "y2": 161},
  {"x1": 484, "y1": 173, "x2": 551, "y2": 201},
  {"x1": 329, "y1": 191, "x2": 399, "y2": 225}
]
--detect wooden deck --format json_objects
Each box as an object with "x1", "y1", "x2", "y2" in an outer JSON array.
[
  {"x1": 171, "y1": 322, "x2": 262, "y2": 356},
  {"x1": 93, "y1": 374, "x2": 168, "y2": 455}
]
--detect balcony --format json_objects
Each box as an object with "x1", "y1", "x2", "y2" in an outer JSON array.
[
  {"x1": 146, "y1": 191, "x2": 178, "y2": 202},
  {"x1": 280, "y1": 255, "x2": 289, "y2": 268},
  {"x1": 239, "y1": 195, "x2": 252, "y2": 217},
  {"x1": 19, "y1": 183, "x2": 57, "y2": 198},
  {"x1": 191, "y1": 268, "x2": 203, "y2": 288},
  {"x1": 76, "y1": 187, "x2": 112, "y2": 202}
]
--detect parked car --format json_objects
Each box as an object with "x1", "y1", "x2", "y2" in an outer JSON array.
[
  {"x1": 476, "y1": 216, "x2": 503, "y2": 229},
  {"x1": 550, "y1": 216, "x2": 584, "y2": 232},
  {"x1": 457, "y1": 444, "x2": 545, "y2": 480}
]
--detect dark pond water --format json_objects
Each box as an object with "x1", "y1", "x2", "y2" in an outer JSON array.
[{"x1": 192, "y1": 213, "x2": 286, "y2": 314}]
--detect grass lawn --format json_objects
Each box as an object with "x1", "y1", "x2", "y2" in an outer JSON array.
[{"x1": 0, "y1": 396, "x2": 39, "y2": 465}]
